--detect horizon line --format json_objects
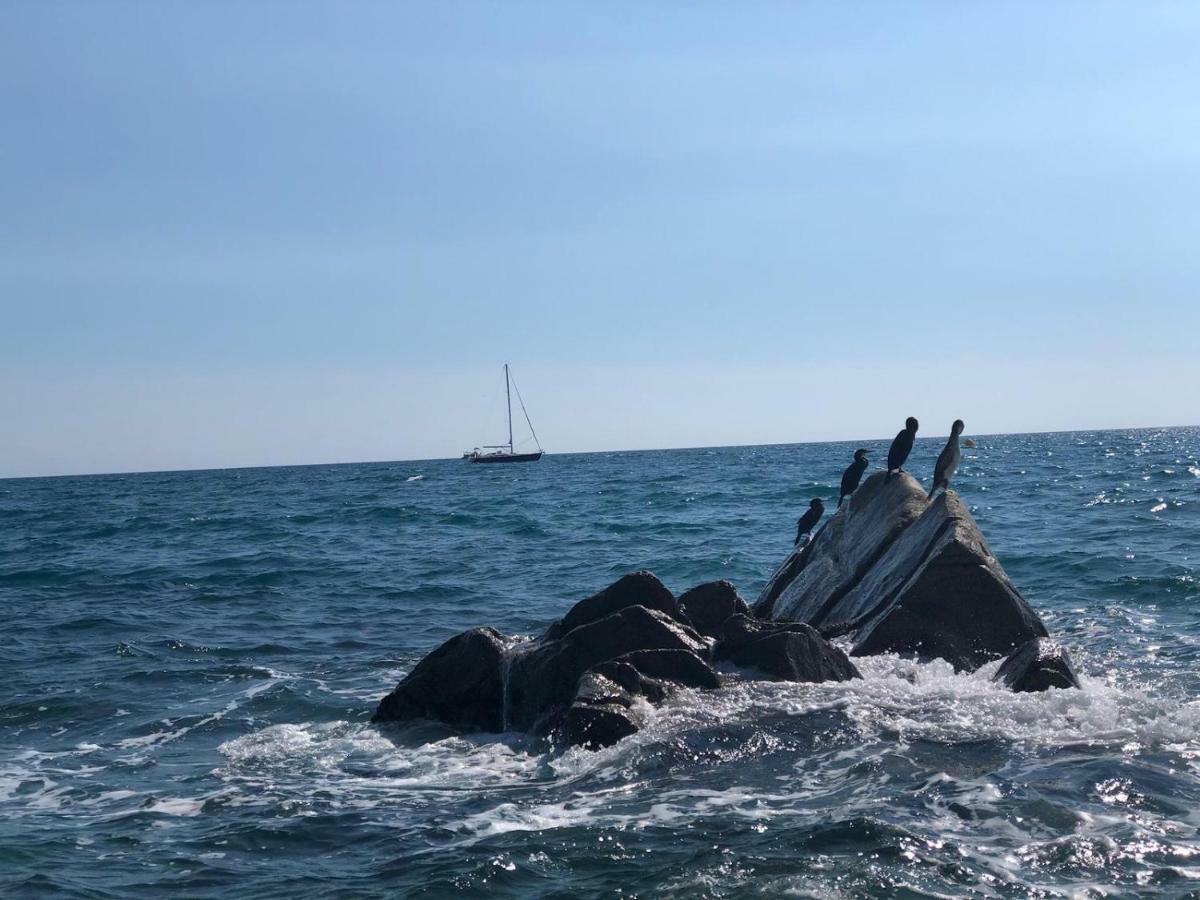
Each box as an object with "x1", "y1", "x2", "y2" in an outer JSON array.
[{"x1": 2, "y1": 422, "x2": 1195, "y2": 483}]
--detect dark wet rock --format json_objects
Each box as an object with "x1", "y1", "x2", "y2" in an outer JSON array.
[
  {"x1": 588, "y1": 659, "x2": 644, "y2": 696},
  {"x1": 371, "y1": 627, "x2": 507, "y2": 731},
  {"x1": 557, "y1": 670, "x2": 648, "y2": 750},
  {"x1": 993, "y1": 638, "x2": 1081, "y2": 692},
  {"x1": 544, "y1": 571, "x2": 680, "y2": 640},
  {"x1": 756, "y1": 472, "x2": 928, "y2": 621},
  {"x1": 573, "y1": 671, "x2": 635, "y2": 708},
  {"x1": 677, "y1": 580, "x2": 749, "y2": 638},
  {"x1": 609, "y1": 649, "x2": 721, "y2": 690},
  {"x1": 563, "y1": 702, "x2": 640, "y2": 750},
  {"x1": 590, "y1": 659, "x2": 671, "y2": 705},
  {"x1": 721, "y1": 623, "x2": 860, "y2": 683},
  {"x1": 847, "y1": 492, "x2": 1048, "y2": 670},
  {"x1": 714, "y1": 614, "x2": 828, "y2": 660},
  {"x1": 714, "y1": 614, "x2": 782, "y2": 657},
  {"x1": 507, "y1": 604, "x2": 707, "y2": 731}
]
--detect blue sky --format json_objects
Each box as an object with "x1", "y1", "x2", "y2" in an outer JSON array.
[{"x1": 2, "y1": 2, "x2": 1198, "y2": 476}]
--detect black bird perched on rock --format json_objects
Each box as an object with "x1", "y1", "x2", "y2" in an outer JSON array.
[
  {"x1": 887, "y1": 417, "x2": 919, "y2": 476},
  {"x1": 928, "y1": 419, "x2": 965, "y2": 498},
  {"x1": 839, "y1": 449, "x2": 869, "y2": 506},
  {"x1": 794, "y1": 498, "x2": 824, "y2": 545}
]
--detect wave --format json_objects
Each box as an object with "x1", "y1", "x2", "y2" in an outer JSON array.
[{"x1": 207, "y1": 655, "x2": 1200, "y2": 843}]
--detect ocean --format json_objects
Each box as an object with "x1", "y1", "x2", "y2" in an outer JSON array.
[{"x1": 2, "y1": 428, "x2": 1199, "y2": 898}]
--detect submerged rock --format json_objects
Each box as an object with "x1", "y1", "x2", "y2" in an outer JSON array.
[
  {"x1": 678, "y1": 580, "x2": 749, "y2": 638},
  {"x1": 371, "y1": 627, "x2": 507, "y2": 731},
  {"x1": 563, "y1": 702, "x2": 640, "y2": 750},
  {"x1": 993, "y1": 638, "x2": 1081, "y2": 692}
]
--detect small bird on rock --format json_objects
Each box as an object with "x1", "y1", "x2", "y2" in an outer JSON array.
[
  {"x1": 839, "y1": 449, "x2": 869, "y2": 506},
  {"x1": 928, "y1": 419, "x2": 965, "y2": 498},
  {"x1": 887, "y1": 417, "x2": 919, "y2": 476},
  {"x1": 794, "y1": 498, "x2": 824, "y2": 545}
]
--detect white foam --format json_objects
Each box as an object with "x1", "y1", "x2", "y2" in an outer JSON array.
[
  {"x1": 218, "y1": 720, "x2": 546, "y2": 801},
  {"x1": 199, "y1": 653, "x2": 1200, "y2": 862},
  {"x1": 146, "y1": 796, "x2": 205, "y2": 816}
]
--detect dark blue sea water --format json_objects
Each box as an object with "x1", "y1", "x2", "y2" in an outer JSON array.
[{"x1": 3, "y1": 428, "x2": 1200, "y2": 898}]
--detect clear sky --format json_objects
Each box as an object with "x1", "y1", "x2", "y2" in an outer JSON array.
[{"x1": 2, "y1": 2, "x2": 1198, "y2": 477}]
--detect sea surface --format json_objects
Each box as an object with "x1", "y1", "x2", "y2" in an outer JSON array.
[{"x1": 3, "y1": 428, "x2": 1200, "y2": 898}]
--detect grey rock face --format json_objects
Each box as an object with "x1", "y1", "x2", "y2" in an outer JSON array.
[
  {"x1": 847, "y1": 492, "x2": 1048, "y2": 670},
  {"x1": 993, "y1": 638, "x2": 1081, "y2": 692},
  {"x1": 759, "y1": 473, "x2": 1055, "y2": 672},
  {"x1": 758, "y1": 472, "x2": 928, "y2": 622}
]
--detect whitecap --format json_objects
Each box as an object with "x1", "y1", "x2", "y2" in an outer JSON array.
[{"x1": 146, "y1": 796, "x2": 205, "y2": 816}]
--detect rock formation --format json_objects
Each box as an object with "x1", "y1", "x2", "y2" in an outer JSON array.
[
  {"x1": 371, "y1": 626, "x2": 508, "y2": 733},
  {"x1": 756, "y1": 472, "x2": 1070, "y2": 677},
  {"x1": 678, "y1": 580, "x2": 750, "y2": 638},
  {"x1": 713, "y1": 614, "x2": 860, "y2": 682},
  {"x1": 373, "y1": 472, "x2": 1081, "y2": 749},
  {"x1": 372, "y1": 573, "x2": 858, "y2": 747},
  {"x1": 992, "y1": 638, "x2": 1082, "y2": 692}
]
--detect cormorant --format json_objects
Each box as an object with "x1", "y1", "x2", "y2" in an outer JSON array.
[
  {"x1": 794, "y1": 498, "x2": 824, "y2": 545},
  {"x1": 887, "y1": 417, "x2": 919, "y2": 476},
  {"x1": 928, "y1": 419, "x2": 965, "y2": 498},
  {"x1": 839, "y1": 449, "x2": 869, "y2": 506}
]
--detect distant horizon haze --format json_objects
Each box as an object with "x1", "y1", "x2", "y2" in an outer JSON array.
[
  {"x1": 3, "y1": 415, "x2": 1194, "y2": 481},
  {"x1": 3, "y1": 3, "x2": 1198, "y2": 478}
]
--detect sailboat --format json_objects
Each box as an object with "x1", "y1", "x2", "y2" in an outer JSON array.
[{"x1": 463, "y1": 364, "x2": 544, "y2": 463}]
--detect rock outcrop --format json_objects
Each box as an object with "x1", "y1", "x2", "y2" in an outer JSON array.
[
  {"x1": 374, "y1": 474, "x2": 1081, "y2": 748},
  {"x1": 993, "y1": 638, "x2": 1082, "y2": 692},
  {"x1": 371, "y1": 627, "x2": 508, "y2": 732},
  {"x1": 678, "y1": 580, "x2": 750, "y2": 638},
  {"x1": 757, "y1": 473, "x2": 1062, "y2": 674},
  {"x1": 543, "y1": 570, "x2": 681, "y2": 640},
  {"x1": 507, "y1": 604, "x2": 710, "y2": 732},
  {"x1": 714, "y1": 614, "x2": 860, "y2": 683},
  {"x1": 373, "y1": 572, "x2": 857, "y2": 748},
  {"x1": 755, "y1": 472, "x2": 927, "y2": 621}
]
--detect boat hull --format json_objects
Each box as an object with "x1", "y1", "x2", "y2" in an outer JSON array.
[{"x1": 467, "y1": 451, "x2": 543, "y2": 464}]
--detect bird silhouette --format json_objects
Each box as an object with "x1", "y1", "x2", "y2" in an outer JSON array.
[
  {"x1": 794, "y1": 498, "x2": 824, "y2": 545},
  {"x1": 887, "y1": 417, "x2": 919, "y2": 476},
  {"x1": 928, "y1": 419, "x2": 965, "y2": 498},
  {"x1": 839, "y1": 449, "x2": 869, "y2": 506}
]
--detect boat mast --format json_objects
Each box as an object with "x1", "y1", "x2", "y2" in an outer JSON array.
[{"x1": 505, "y1": 363, "x2": 513, "y2": 453}]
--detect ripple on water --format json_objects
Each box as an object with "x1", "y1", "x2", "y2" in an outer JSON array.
[{"x1": 2, "y1": 428, "x2": 1199, "y2": 896}]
